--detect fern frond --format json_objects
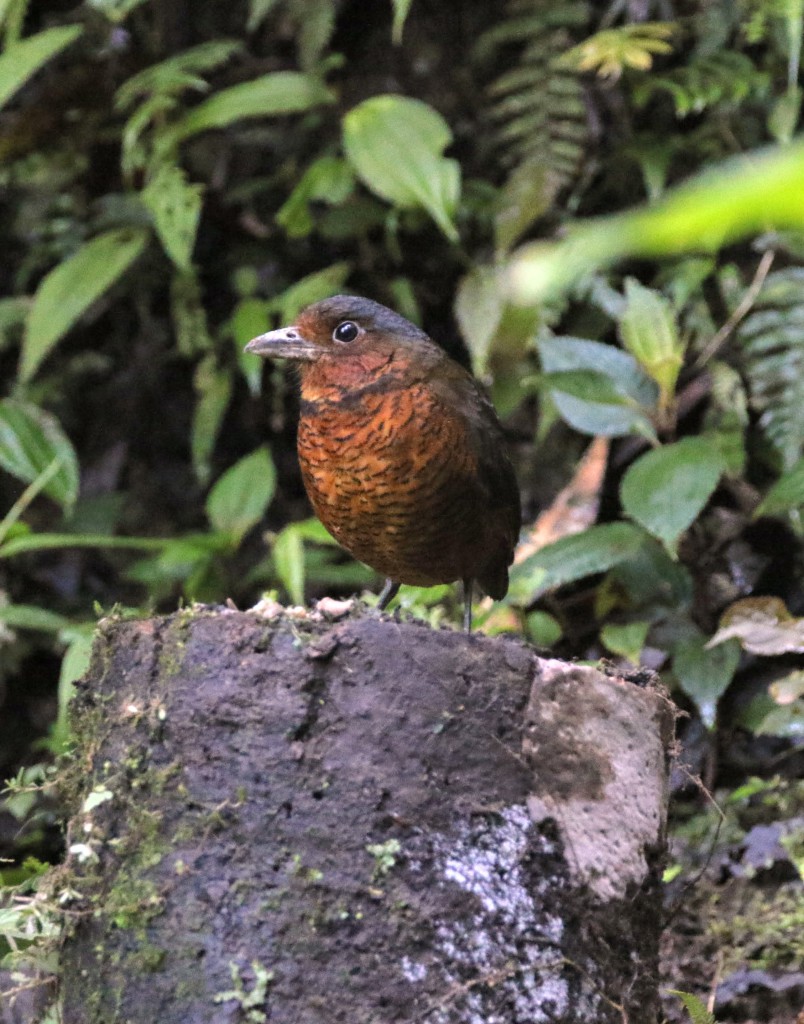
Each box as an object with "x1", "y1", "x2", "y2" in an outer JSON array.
[
  {"x1": 560, "y1": 22, "x2": 676, "y2": 80},
  {"x1": 667, "y1": 990, "x2": 716, "y2": 1024},
  {"x1": 480, "y1": 0, "x2": 590, "y2": 251},
  {"x1": 115, "y1": 40, "x2": 243, "y2": 110},
  {"x1": 737, "y1": 267, "x2": 804, "y2": 471},
  {"x1": 634, "y1": 51, "x2": 769, "y2": 117}
]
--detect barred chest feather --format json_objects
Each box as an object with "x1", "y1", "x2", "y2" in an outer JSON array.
[{"x1": 296, "y1": 381, "x2": 491, "y2": 587}]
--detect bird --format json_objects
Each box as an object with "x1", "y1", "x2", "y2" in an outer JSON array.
[{"x1": 245, "y1": 295, "x2": 520, "y2": 632}]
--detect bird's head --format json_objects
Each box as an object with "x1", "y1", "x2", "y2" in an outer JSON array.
[{"x1": 245, "y1": 295, "x2": 436, "y2": 391}]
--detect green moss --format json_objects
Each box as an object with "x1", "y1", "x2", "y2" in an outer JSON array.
[
  {"x1": 708, "y1": 882, "x2": 804, "y2": 972},
  {"x1": 131, "y1": 943, "x2": 167, "y2": 972}
]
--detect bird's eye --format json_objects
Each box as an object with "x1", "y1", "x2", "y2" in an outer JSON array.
[{"x1": 333, "y1": 321, "x2": 359, "y2": 343}]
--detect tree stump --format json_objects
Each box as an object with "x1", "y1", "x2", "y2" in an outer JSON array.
[{"x1": 56, "y1": 606, "x2": 674, "y2": 1024}]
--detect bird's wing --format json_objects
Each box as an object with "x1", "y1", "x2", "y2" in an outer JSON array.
[{"x1": 426, "y1": 360, "x2": 521, "y2": 588}]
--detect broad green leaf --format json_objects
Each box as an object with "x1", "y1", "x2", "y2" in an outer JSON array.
[
  {"x1": 508, "y1": 138, "x2": 804, "y2": 303},
  {"x1": 601, "y1": 537, "x2": 693, "y2": 611},
  {"x1": 141, "y1": 164, "x2": 203, "y2": 271},
  {"x1": 539, "y1": 336, "x2": 657, "y2": 405},
  {"x1": 454, "y1": 266, "x2": 503, "y2": 376},
  {"x1": 176, "y1": 72, "x2": 332, "y2": 139},
  {"x1": 343, "y1": 95, "x2": 461, "y2": 241},
  {"x1": 538, "y1": 335, "x2": 658, "y2": 440},
  {"x1": 273, "y1": 524, "x2": 305, "y2": 605},
  {"x1": 0, "y1": 399, "x2": 79, "y2": 509},
  {"x1": 525, "y1": 610, "x2": 563, "y2": 647},
  {"x1": 755, "y1": 457, "x2": 804, "y2": 519},
  {"x1": 600, "y1": 620, "x2": 651, "y2": 664},
  {"x1": 206, "y1": 447, "x2": 276, "y2": 542},
  {"x1": 672, "y1": 629, "x2": 740, "y2": 728},
  {"x1": 620, "y1": 437, "x2": 724, "y2": 555},
  {"x1": 539, "y1": 370, "x2": 641, "y2": 406},
  {"x1": 619, "y1": 278, "x2": 683, "y2": 405},
  {"x1": 192, "y1": 355, "x2": 233, "y2": 484},
  {"x1": 0, "y1": 25, "x2": 82, "y2": 110},
  {"x1": 276, "y1": 156, "x2": 355, "y2": 238},
  {"x1": 295, "y1": 0, "x2": 336, "y2": 70},
  {"x1": 0, "y1": 603, "x2": 69, "y2": 632},
  {"x1": 508, "y1": 522, "x2": 647, "y2": 602},
  {"x1": 230, "y1": 298, "x2": 270, "y2": 395},
  {"x1": 22, "y1": 229, "x2": 149, "y2": 382}
]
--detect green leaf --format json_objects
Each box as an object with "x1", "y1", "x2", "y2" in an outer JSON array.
[
  {"x1": 115, "y1": 40, "x2": 243, "y2": 110},
  {"x1": 22, "y1": 229, "x2": 149, "y2": 382},
  {"x1": 206, "y1": 447, "x2": 276, "y2": 542},
  {"x1": 737, "y1": 267, "x2": 804, "y2": 472},
  {"x1": 755, "y1": 457, "x2": 804, "y2": 518},
  {"x1": 508, "y1": 522, "x2": 647, "y2": 602},
  {"x1": 0, "y1": 533, "x2": 169, "y2": 558},
  {"x1": 192, "y1": 355, "x2": 234, "y2": 485},
  {"x1": 391, "y1": 0, "x2": 414, "y2": 44},
  {"x1": 53, "y1": 625, "x2": 96, "y2": 751},
  {"x1": 600, "y1": 620, "x2": 651, "y2": 664},
  {"x1": 276, "y1": 156, "x2": 354, "y2": 238},
  {"x1": 620, "y1": 437, "x2": 724, "y2": 555},
  {"x1": 247, "y1": 0, "x2": 281, "y2": 32},
  {"x1": 230, "y1": 298, "x2": 270, "y2": 395},
  {"x1": 525, "y1": 610, "x2": 563, "y2": 647},
  {"x1": 273, "y1": 524, "x2": 305, "y2": 605},
  {"x1": 343, "y1": 95, "x2": 461, "y2": 241},
  {"x1": 268, "y1": 262, "x2": 352, "y2": 324},
  {"x1": 619, "y1": 278, "x2": 684, "y2": 406},
  {"x1": 768, "y1": 86, "x2": 802, "y2": 144},
  {"x1": 672, "y1": 629, "x2": 740, "y2": 729},
  {"x1": 0, "y1": 25, "x2": 82, "y2": 110},
  {"x1": 494, "y1": 158, "x2": 554, "y2": 256},
  {"x1": 537, "y1": 336, "x2": 658, "y2": 440},
  {"x1": 540, "y1": 370, "x2": 641, "y2": 406},
  {"x1": 175, "y1": 72, "x2": 332, "y2": 139},
  {"x1": 0, "y1": 604, "x2": 69, "y2": 632},
  {"x1": 454, "y1": 266, "x2": 504, "y2": 376},
  {"x1": 666, "y1": 991, "x2": 716, "y2": 1024},
  {"x1": 508, "y1": 138, "x2": 804, "y2": 303},
  {"x1": 141, "y1": 164, "x2": 203, "y2": 271},
  {"x1": 560, "y1": 22, "x2": 675, "y2": 79},
  {"x1": 0, "y1": 399, "x2": 79, "y2": 510}
]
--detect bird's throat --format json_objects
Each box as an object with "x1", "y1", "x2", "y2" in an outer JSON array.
[{"x1": 299, "y1": 350, "x2": 398, "y2": 404}]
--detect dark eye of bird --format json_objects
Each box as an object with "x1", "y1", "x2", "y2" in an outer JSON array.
[{"x1": 333, "y1": 321, "x2": 359, "y2": 343}]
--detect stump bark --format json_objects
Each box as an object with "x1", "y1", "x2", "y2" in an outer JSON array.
[{"x1": 56, "y1": 606, "x2": 674, "y2": 1024}]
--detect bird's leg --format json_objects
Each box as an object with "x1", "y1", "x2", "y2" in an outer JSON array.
[
  {"x1": 463, "y1": 578, "x2": 473, "y2": 634},
  {"x1": 376, "y1": 578, "x2": 401, "y2": 611}
]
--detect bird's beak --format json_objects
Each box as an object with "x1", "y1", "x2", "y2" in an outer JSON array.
[{"x1": 244, "y1": 326, "x2": 319, "y2": 362}]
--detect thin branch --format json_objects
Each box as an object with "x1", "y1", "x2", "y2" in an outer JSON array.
[{"x1": 692, "y1": 250, "x2": 775, "y2": 371}]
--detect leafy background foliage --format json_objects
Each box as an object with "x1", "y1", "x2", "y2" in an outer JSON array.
[{"x1": 1, "y1": 0, "x2": 803, "y2": 1019}]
